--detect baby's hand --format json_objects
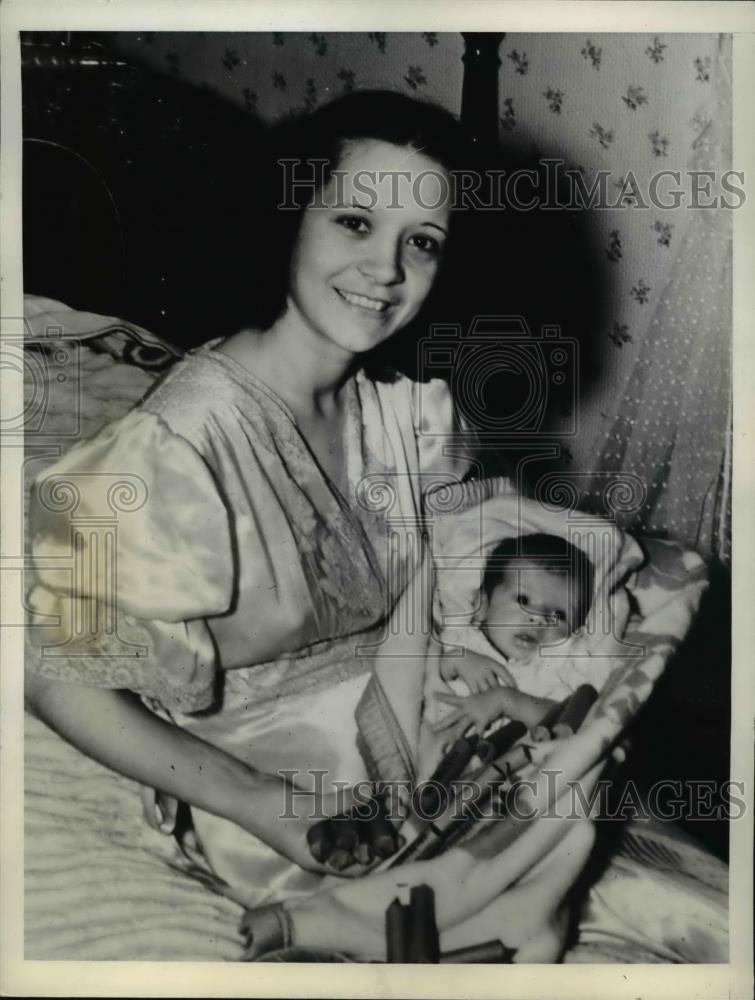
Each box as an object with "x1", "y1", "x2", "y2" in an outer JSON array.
[
  {"x1": 433, "y1": 688, "x2": 510, "y2": 737},
  {"x1": 440, "y1": 650, "x2": 515, "y2": 693}
]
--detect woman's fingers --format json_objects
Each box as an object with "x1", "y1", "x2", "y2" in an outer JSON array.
[
  {"x1": 524, "y1": 737, "x2": 571, "y2": 766},
  {"x1": 139, "y1": 785, "x2": 179, "y2": 834},
  {"x1": 140, "y1": 785, "x2": 162, "y2": 830},
  {"x1": 157, "y1": 792, "x2": 179, "y2": 832},
  {"x1": 443, "y1": 719, "x2": 477, "y2": 747},
  {"x1": 611, "y1": 737, "x2": 632, "y2": 764}
]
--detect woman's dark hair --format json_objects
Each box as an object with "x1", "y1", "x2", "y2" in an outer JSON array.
[
  {"x1": 482, "y1": 533, "x2": 595, "y2": 630},
  {"x1": 249, "y1": 89, "x2": 488, "y2": 379}
]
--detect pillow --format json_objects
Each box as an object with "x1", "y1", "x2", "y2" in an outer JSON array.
[
  {"x1": 22, "y1": 295, "x2": 183, "y2": 530},
  {"x1": 23, "y1": 294, "x2": 182, "y2": 369}
]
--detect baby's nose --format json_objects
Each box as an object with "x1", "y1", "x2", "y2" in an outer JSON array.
[{"x1": 513, "y1": 605, "x2": 539, "y2": 624}]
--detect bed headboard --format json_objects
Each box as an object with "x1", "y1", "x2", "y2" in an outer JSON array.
[
  {"x1": 460, "y1": 33, "x2": 506, "y2": 147},
  {"x1": 22, "y1": 33, "x2": 268, "y2": 348}
]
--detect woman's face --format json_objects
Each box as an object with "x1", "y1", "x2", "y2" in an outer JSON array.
[{"x1": 286, "y1": 139, "x2": 451, "y2": 358}]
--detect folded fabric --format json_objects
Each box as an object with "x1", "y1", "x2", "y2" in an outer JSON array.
[{"x1": 23, "y1": 293, "x2": 181, "y2": 370}]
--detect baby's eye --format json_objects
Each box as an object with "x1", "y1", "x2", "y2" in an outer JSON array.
[
  {"x1": 516, "y1": 594, "x2": 529, "y2": 607},
  {"x1": 336, "y1": 214, "x2": 370, "y2": 234},
  {"x1": 516, "y1": 634, "x2": 536, "y2": 645}
]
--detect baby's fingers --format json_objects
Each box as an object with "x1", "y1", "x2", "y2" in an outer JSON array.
[
  {"x1": 435, "y1": 691, "x2": 463, "y2": 707},
  {"x1": 489, "y1": 661, "x2": 517, "y2": 686},
  {"x1": 481, "y1": 668, "x2": 500, "y2": 691},
  {"x1": 469, "y1": 675, "x2": 487, "y2": 694},
  {"x1": 431, "y1": 708, "x2": 465, "y2": 732}
]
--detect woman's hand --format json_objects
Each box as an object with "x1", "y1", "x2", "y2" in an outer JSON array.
[
  {"x1": 304, "y1": 794, "x2": 403, "y2": 873},
  {"x1": 232, "y1": 779, "x2": 397, "y2": 877}
]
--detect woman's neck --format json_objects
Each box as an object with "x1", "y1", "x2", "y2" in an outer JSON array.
[{"x1": 223, "y1": 312, "x2": 356, "y2": 419}]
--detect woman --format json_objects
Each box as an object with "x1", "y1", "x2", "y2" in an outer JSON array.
[
  {"x1": 25, "y1": 91, "x2": 726, "y2": 966},
  {"x1": 24, "y1": 91, "x2": 487, "y2": 905}
]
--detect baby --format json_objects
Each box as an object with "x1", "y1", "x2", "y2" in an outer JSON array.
[{"x1": 436, "y1": 533, "x2": 595, "y2": 734}]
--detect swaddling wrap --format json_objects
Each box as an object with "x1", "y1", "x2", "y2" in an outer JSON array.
[{"x1": 427, "y1": 477, "x2": 645, "y2": 703}]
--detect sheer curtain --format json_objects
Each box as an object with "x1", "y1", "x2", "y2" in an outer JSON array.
[{"x1": 589, "y1": 35, "x2": 732, "y2": 564}]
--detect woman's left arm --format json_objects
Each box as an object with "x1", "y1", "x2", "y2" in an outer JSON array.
[{"x1": 25, "y1": 671, "x2": 341, "y2": 873}]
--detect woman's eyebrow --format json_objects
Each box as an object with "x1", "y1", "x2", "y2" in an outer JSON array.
[
  {"x1": 332, "y1": 200, "x2": 448, "y2": 235},
  {"x1": 332, "y1": 199, "x2": 373, "y2": 212}
]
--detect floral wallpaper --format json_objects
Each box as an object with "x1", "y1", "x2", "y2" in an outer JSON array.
[
  {"x1": 106, "y1": 31, "x2": 465, "y2": 119},
  {"x1": 103, "y1": 31, "x2": 731, "y2": 559},
  {"x1": 491, "y1": 32, "x2": 731, "y2": 559}
]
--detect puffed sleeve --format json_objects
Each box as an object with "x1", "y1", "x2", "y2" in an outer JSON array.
[
  {"x1": 410, "y1": 377, "x2": 479, "y2": 482},
  {"x1": 26, "y1": 409, "x2": 233, "y2": 713}
]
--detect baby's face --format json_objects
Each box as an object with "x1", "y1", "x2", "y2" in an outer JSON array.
[{"x1": 481, "y1": 561, "x2": 579, "y2": 664}]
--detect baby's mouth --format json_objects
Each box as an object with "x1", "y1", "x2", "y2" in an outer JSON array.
[
  {"x1": 336, "y1": 288, "x2": 390, "y2": 313},
  {"x1": 513, "y1": 631, "x2": 539, "y2": 647}
]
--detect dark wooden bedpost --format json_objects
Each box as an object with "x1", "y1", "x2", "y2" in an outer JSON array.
[{"x1": 460, "y1": 33, "x2": 506, "y2": 149}]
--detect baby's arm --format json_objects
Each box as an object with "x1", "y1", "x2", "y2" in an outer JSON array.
[
  {"x1": 439, "y1": 648, "x2": 516, "y2": 693},
  {"x1": 435, "y1": 686, "x2": 559, "y2": 735}
]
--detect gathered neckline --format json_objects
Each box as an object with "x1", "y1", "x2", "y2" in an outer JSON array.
[
  {"x1": 193, "y1": 338, "x2": 366, "y2": 430},
  {"x1": 189, "y1": 339, "x2": 303, "y2": 425},
  {"x1": 191, "y1": 338, "x2": 364, "y2": 509}
]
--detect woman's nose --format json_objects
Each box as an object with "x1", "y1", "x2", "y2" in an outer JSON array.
[{"x1": 358, "y1": 238, "x2": 404, "y2": 284}]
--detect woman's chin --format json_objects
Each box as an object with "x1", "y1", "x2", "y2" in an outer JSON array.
[{"x1": 329, "y1": 326, "x2": 399, "y2": 358}]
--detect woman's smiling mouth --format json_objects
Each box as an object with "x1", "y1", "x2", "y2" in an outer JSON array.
[{"x1": 336, "y1": 288, "x2": 391, "y2": 313}]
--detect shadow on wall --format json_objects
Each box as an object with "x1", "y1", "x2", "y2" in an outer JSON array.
[
  {"x1": 22, "y1": 33, "x2": 269, "y2": 347},
  {"x1": 440, "y1": 134, "x2": 610, "y2": 485}
]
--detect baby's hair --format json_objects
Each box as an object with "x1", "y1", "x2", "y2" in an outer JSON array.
[{"x1": 482, "y1": 533, "x2": 595, "y2": 630}]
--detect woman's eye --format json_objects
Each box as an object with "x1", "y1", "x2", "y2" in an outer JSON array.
[
  {"x1": 336, "y1": 215, "x2": 370, "y2": 234},
  {"x1": 408, "y1": 233, "x2": 442, "y2": 256}
]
